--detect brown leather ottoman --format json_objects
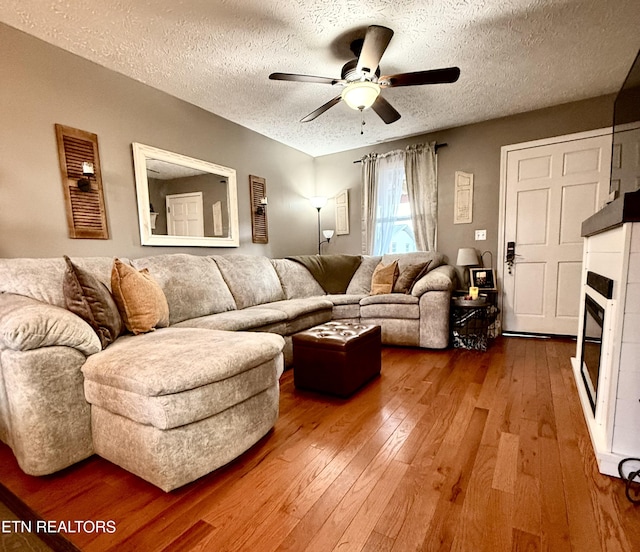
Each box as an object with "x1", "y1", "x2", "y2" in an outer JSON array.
[{"x1": 292, "y1": 321, "x2": 381, "y2": 397}]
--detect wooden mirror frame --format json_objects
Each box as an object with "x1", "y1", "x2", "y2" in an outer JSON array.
[{"x1": 132, "y1": 143, "x2": 239, "y2": 247}]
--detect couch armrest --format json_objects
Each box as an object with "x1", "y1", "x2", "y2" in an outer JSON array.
[
  {"x1": 0, "y1": 293, "x2": 100, "y2": 355},
  {"x1": 411, "y1": 265, "x2": 456, "y2": 297}
]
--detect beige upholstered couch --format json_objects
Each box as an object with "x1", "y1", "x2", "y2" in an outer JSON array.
[{"x1": 0, "y1": 251, "x2": 454, "y2": 491}]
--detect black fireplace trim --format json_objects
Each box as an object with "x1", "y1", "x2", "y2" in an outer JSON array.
[
  {"x1": 581, "y1": 294, "x2": 605, "y2": 416},
  {"x1": 587, "y1": 271, "x2": 614, "y2": 299}
]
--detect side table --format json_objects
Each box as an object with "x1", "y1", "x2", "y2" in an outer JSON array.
[{"x1": 450, "y1": 299, "x2": 499, "y2": 351}]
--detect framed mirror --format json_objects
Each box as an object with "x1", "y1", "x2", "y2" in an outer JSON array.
[{"x1": 132, "y1": 143, "x2": 239, "y2": 247}]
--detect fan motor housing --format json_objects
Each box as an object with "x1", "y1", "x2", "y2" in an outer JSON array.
[{"x1": 341, "y1": 59, "x2": 380, "y2": 82}]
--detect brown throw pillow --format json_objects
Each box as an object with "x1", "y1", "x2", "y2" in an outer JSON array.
[
  {"x1": 111, "y1": 258, "x2": 170, "y2": 335},
  {"x1": 408, "y1": 260, "x2": 433, "y2": 294},
  {"x1": 62, "y1": 256, "x2": 123, "y2": 349},
  {"x1": 393, "y1": 260, "x2": 432, "y2": 294},
  {"x1": 370, "y1": 260, "x2": 399, "y2": 295}
]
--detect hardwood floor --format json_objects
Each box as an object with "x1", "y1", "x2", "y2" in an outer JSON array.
[{"x1": 0, "y1": 337, "x2": 638, "y2": 551}]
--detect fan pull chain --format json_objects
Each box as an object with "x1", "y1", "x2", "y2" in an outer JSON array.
[{"x1": 360, "y1": 108, "x2": 365, "y2": 135}]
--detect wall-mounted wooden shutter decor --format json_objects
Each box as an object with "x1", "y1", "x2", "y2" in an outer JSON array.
[
  {"x1": 249, "y1": 174, "x2": 268, "y2": 244},
  {"x1": 55, "y1": 124, "x2": 109, "y2": 239}
]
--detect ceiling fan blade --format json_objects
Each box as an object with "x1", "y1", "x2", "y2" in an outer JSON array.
[
  {"x1": 380, "y1": 67, "x2": 461, "y2": 87},
  {"x1": 269, "y1": 72, "x2": 341, "y2": 85},
  {"x1": 372, "y1": 95, "x2": 401, "y2": 124},
  {"x1": 356, "y1": 25, "x2": 394, "y2": 77},
  {"x1": 300, "y1": 95, "x2": 343, "y2": 123}
]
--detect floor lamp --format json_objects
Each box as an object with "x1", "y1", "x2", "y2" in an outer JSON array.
[{"x1": 310, "y1": 196, "x2": 328, "y2": 255}]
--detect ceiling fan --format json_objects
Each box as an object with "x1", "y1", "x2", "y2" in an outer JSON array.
[{"x1": 269, "y1": 25, "x2": 460, "y2": 124}]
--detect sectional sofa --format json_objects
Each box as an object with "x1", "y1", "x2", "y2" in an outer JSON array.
[{"x1": 0, "y1": 251, "x2": 455, "y2": 491}]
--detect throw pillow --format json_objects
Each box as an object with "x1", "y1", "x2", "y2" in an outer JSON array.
[
  {"x1": 62, "y1": 256, "x2": 123, "y2": 349},
  {"x1": 111, "y1": 258, "x2": 170, "y2": 335},
  {"x1": 393, "y1": 260, "x2": 432, "y2": 294},
  {"x1": 370, "y1": 260, "x2": 399, "y2": 295},
  {"x1": 408, "y1": 260, "x2": 433, "y2": 294}
]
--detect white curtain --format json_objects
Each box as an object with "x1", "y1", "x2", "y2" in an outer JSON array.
[
  {"x1": 360, "y1": 153, "x2": 378, "y2": 254},
  {"x1": 405, "y1": 142, "x2": 437, "y2": 251},
  {"x1": 361, "y1": 143, "x2": 437, "y2": 254},
  {"x1": 373, "y1": 150, "x2": 405, "y2": 255}
]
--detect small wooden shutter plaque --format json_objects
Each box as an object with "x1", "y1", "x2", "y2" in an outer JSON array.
[
  {"x1": 249, "y1": 174, "x2": 268, "y2": 244},
  {"x1": 55, "y1": 124, "x2": 109, "y2": 239}
]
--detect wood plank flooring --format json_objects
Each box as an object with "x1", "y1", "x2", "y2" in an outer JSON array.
[{"x1": 0, "y1": 337, "x2": 638, "y2": 551}]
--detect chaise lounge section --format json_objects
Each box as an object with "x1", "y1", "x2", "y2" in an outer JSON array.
[{"x1": 0, "y1": 251, "x2": 455, "y2": 490}]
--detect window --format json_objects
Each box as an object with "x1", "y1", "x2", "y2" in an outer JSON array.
[
  {"x1": 372, "y1": 153, "x2": 417, "y2": 255},
  {"x1": 362, "y1": 144, "x2": 437, "y2": 254}
]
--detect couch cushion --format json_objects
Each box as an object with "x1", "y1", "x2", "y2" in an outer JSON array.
[
  {"x1": 173, "y1": 307, "x2": 287, "y2": 333},
  {"x1": 411, "y1": 265, "x2": 457, "y2": 296},
  {"x1": 0, "y1": 257, "x2": 121, "y2": 309},
  {"x1": 84, "y1": 359, "x2": 279, "y2": 430},
  {"x1": 324, "y1": 294, "x2": 365, "y2": 306},
  {"x1": 360, "y1": 293, "x2": 420, "y2": 319},
  {"x1": 360, "y1": 318, "x2": 420, "y2": 347},
  {"x1": 345, "y1": 256, "x2": 382, "y2": 295},
  {"x1": 262, "y1": 297, "x2": 333, "y2": 319},
  {"x1": 271, "y1": 259, "x2": 325, "y2": 299},
  {"x1": 111, "y1": 259, "x2": 170, "y2": 335},
  {"x1": 360, "y1": 294, "x2": 420, "y2": 306},
  {"x1": 0, "y1": 293, "x2": 101, "y2": 355},
  {"x1": 81, "y1": 327, "x2": 284, "y2": 397},
  {"x1": 213, "y1": 255, "x2": 285, "y2": 309},
  {"x1": 63, "y1": 256, "x2": 123, "y2": 348},
  {"x1": 262, "y1": 298, "x2": 334, "y2": 334},
  {"x1": 325, "y1": 294, "x2": 365, "y2": 320},
  {"x1": 132, "y1": 254, "x2": 237, "y2": 324}
]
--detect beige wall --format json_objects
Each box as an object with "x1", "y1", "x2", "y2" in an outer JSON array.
[
  {"x1": 1, "y1": 22, "x2": 615, "y2": 267},
  {"x1": 314, "y1": 95, "x2": 615, "y2": 271},
  {"x1": 0, "y1": 23, "x2": 317, "y2": 259}
]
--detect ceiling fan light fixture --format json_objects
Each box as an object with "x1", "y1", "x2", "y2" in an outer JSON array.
[{"x1": 341, "y1": 81, "x2": 380, "y2": 111}]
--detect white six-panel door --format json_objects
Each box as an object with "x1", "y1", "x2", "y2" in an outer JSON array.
[
  {"x1": 500, "y1": 131, "x2": 612, "y2": 335},
  {"x1": 166, "y1": 192, "x2": 205, "y2": 237}
]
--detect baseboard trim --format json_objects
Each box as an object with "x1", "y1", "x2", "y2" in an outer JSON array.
[{"x1": 501, "y1": 331, "x2": 577, "y2": 340}]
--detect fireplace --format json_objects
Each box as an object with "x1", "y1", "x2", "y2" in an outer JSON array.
[
  {"x1": 579, "y1": 271, "x2": 614, "y2": 415},
  {"x1": 571, "y1": 221, "x2": 640, "y2": 478}
]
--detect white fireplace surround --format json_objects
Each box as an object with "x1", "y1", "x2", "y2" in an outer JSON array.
[{"x1": 572, "y1": 221, "x2": 640, "y2": 477}]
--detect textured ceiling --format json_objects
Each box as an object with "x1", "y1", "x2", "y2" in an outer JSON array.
[{"x1": 2, "y1": 1, "x2": 640, "y2": 157}]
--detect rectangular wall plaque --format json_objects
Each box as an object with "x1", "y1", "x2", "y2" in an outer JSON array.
[
  {"x1": 454, "y1": 171, "x2": 473, "y2": 224},
  {"x1": 335, "y1": 188, "x2": 349, "y2": 235}
]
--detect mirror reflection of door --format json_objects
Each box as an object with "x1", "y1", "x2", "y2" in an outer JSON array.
[
  {"x1": 146, "y1": 159, "x2": 229, "y2": 238},
  {"x1": 166, "y1": 192, "x2": 204, "y2": 237}
]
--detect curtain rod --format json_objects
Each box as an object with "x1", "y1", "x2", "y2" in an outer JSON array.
[{"x1": 352, "y1": 142, "x2": 448, "y2": 163}]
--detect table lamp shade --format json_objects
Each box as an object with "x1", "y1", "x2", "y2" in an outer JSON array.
[{"x1": 456, "y1": 247, "x2": 478, "y2": 266}]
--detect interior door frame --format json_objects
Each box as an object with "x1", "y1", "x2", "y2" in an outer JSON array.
[{"x1": 497, "y1": 127, "x2": 612, "y2": 332}]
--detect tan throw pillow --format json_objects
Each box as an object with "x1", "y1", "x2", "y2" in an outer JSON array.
[
  {"x1": 111, "y1": 258, "x2": 169, "y2": 335},
  {"x1": 63, "y1": 256, "x2": 123, "y2": 348},
  {"x1": 393, "y1": 260, "x2": 432, "y2": 294},
  {"x1": 370, "y1": 260, "x2": 399, "y2": 295}
]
